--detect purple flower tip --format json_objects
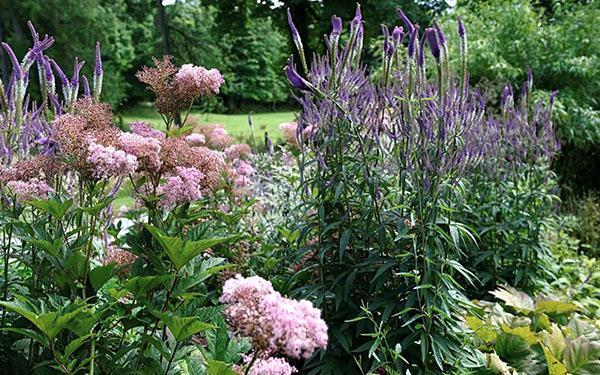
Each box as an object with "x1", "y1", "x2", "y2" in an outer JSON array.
[
  {"x1": 397, "y1": 9, "x2": 415, "y2": 35},
  {"x1": 392, "y1": 26, "x2": 404, "y2": 44},
  {"x1": 425, "y1": 28, "x2": 441, "y2": 61},
  {"x1": 407, "y1": 25, "x2": 419, "y2": 58},
  {"x1": 2, "y1": 43, "x2": 22, "y2": 79},
  {"x1": 284, "y1": 57, "x2": 308, "y2": 90},
  {"x1": 433, "y1": 21, "x2": 446, "y2": 46},
  {"x1": 331, "y1": 16, "x2": 342, "y2": 37},
  {"x1": 95, "y1": 42, "x2": 103, "y2": 76},
  {"x1": 50, "y1": 59, "x2": 69, "y2": 86},
  {"x1": 71, "y1": 57, "x2": 85, "y2": 85},
  {"x1": 352, "y1": 4, "x2": 362, "y2": 29},
  {"x1": 457, "y1": 16, "x2": 466, "y2": 38},
  {"x1": 287, "y1": 8, "x2": 301, "y2": 41},
  {"x1": 82, "y1": 75, "x2": 91, "y2": 97}
]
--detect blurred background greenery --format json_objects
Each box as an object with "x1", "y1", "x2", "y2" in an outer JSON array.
[{"x1": 1, "y1": 0, "x2": 597, "y2": 195}]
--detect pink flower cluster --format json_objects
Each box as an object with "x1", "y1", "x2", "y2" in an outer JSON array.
[
  {"x1": 130, "y1": 121, "x2": 165, "y2": 139},
  {"x1": 103, "y1": 245, "x2": 138, "y2": 276},
  {"x1": 118, "y1": 132, "x2": 162, "y2": 172},
  {"x1": 220, "y1": 275, "x2": 328, "y2": 360},
  {"x1": 157, "y1": 166, "x2": 204, "y2": 208},
  {"x1": 5, "y1": 178, "x2": 54, "y2": 202},
  {"x1": 87, "y1": 141, "x2": 139, "y2": 179},
  {"x1": 224, "y1": 143, "x2": 252, "y2": 161},
  {"x1": 233, "y1": 160, "x2": 254, "y2": 188},
  {"x1": 174, "y1": 64, "x2": 224, "y2": 99},
  {"x1": 209, "y1": 127, "x2": 233, "y2": 150},
  {"x1": 237, "y1": 356, "x2": 297, "y2": 375},
  {"x1": 279, "y1": 122, "x2": 298, "y2": 147},
  {"x1": 185, "y1": 133, "x2": 206, "y2": 147}
]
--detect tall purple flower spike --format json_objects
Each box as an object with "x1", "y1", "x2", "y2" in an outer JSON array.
[
  {"x1": 457, "y1": 16, "x2": 466, "y2": 38},
  {"x1": 331, "y1": 16, "x2": 342, "y2": 40},
  {"x1": 50, "y1": 59, "x2": 69, "y2": 88},
  {"x1": 23, "y1": 21, "x2": 54, "y2": 67},
  {"x1": 351, "y1": 4, "x2": 362, "y2": 30},
  {"x1": 94, "y1": 42, "x2": 103, "y2": 76},
  {"x1": 425, "y1": 28, "x2": 441, "y2": 61},
  {"x1": 2, "y1": 43, "x2": 22, "y2": 79},
  {"x1": 407, "y1": 25, "x2": 419, "y2": 58},
  {"x1": 71, "y1": 57, "x2": 85, "y2": 86},
  {"x1": 397, "y1": 9, "x2": 415, "y2": 35},
  {"x1": 287, "y1": 8, "x2": 301, "y2": 45},
  {"x1": 82, "y1": 75, "x2": 91, "y2": 97},
  {"x1": 392, "y1": 26, "x2": 404, "y2": 45},
  {"x1": 433, "y1": 21, "x2": 446, "y2": 46}
]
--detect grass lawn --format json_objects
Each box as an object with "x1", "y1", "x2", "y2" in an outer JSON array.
[{"x1": 118, "y1": 106, "x2": 296, "y2": 143}]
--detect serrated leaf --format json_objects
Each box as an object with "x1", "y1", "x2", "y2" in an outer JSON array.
[
  {"x1": 535, "y1": 300, "x2": 579, "y2": 315},
  {"x1": 465, "y1": 316, "x2": 497, "y2": 343},
  {"x1": 124, "y1": 275, "x2": 172, "y2": 297},
  {"x1": 206, "y1": 360, "x2": 235, "y2": 375},
  {"x1": 89, "y1": 263, "x2": 117, "y2": 291},
  {"x1": 564, "y1": 337, "x2": 600, "y2": 375},
  {"x1": 495, "y1": 333, "x2": 537, "y2": 372},
  {"x1": 26, "y1": 199, "x2": 72, "y2": 220},
  {"x1": 543, "y1": 345, "x2": 568, "y2": 375},
  {"x1": 153, "y1": 311, "x2": 216, "y2": 341},
  {"x1": 501, "y1": 325, "x2": 538, "y2": 345},
  {"x1": 490, "y1": 286, "x2": 534, "y2": 312}
]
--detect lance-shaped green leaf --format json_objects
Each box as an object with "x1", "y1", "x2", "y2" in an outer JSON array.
[
  {"x1": 26, "y1": 199, "x2": 72, "y2": 220},
  {"x1": 152, "y1": 311, "x2": 216, "y2": 341},
  {"x1": 145, "y1": 225, "x2": 232, "y2": 270},
  {"x1": 89, "y1": 263, "x2": 117, "y2": 291},
  {"x1": 124, "y1": 275, "x2": 173, "y2": 297}
]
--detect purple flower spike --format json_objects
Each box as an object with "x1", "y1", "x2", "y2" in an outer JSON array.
[
  {"x1": 287, "y1": 8, "x2": 301, "y2": 44},
  {"x1": 433, "y1": 21, "x2": 446, "y2": 46},
  {"x1": 417, "y1": 32, "x2": 426, "y2": 67},
  {"x1": 284, "y1": 57, "x2": 308, "y2": 90},
  {"x1": 457, "y1": 16, "x2": 466, "y2": 38},
  {"x1": 407, "y1": 25, "x2": 419, "y2": 58},
  {"x1": 331, "y1": 16, "x2": 342, "y2": 38},
  {"x1": 94, "y1": 42, "x2": 103, "y2": 76},
  {"x1": 50, "y1": 59, "x2": 69, "y2": 87},
  {"x1": 425, "y1": 28, "x2": 440, "y2": 61},
  {"x1": 2, "y1": 43, "x2": 22, "y2": 79},
  {"x1": 397, "y1": 9, "x2": 415, "y2": 35},
  {"x1": 82, "y1": 75, "x2": 91, "y2": 97},
  {"x1": 71, "y1": 57, "x2": 85, "y2": 86},
  {"x1": 42, "y1": 56, "x2": 53, "y2": 82},
  {"x1": 351, "y1": 4, "x2": 362, "y2": 30},
  {"x1": 392, "y1": 26, "x2": 404, "y2": 45}
]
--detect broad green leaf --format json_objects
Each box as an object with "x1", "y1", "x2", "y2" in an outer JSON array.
[
  {"x1": 27, "y1": 238, "x2": 62, "y2": 258},
  {"x1": 535, "y1": 300, "x2": 579, "y2": 315},
  {"x1": 206, "y1": 360, "x2": 235, "y2": 375},
  {"x1": 543, "y1": 345, "x2": 568, "y2": 375},
  {"x1": 541, "y1": 324, "x2": 567, "y2": 360},
  {"x1": 145, "y1": 224, "x2": 232, "y2": 270},
  {"x1": 465, "y1": 316, "x2": 497, "y2": 343},
  {"x1": 124, "y1": 275, "x2": 173, "y2": 297},
  {"x1": 495, "y1": 333, "x2": 537, "y2": 372},
  {"x1": 501, "y1": 325, "x2": 538, "y2": 345},
  {"x1": 153, "y1": 311, "x2": 216, "y2": 341},
  {"x1": 486, "y1": 352, "x2": 513, "y2": 374},
  {"x1": 27, "y1": 199, "x2": 72, "y2": 220},
  {"x1": 89, "y1": 263, "x2": 117, "y2": 290},
  {"x1": 564, "y1": 337, "x2": 600, "y2": 375},
  {"x1": 2, "y1": 328, "x2": 49, "y2": 348},
  {"x1": 490, "y1": 286, "x2": 534, "y2": 312},
  {"x1": 64, "y1": 334, "x2": 92, "y2": 358}
]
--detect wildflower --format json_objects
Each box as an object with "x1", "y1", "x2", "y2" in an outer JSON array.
[
  {"x1": 207, "y1": 127, "x2": 233, "y2": 150},
  {"x1": 220, "y1": 275, "x2": 328, "y2": 359},
  {"x1": 279, "y1": 122, "x2": 298, "y2": 146},
  {"x1": 130, "y1": 121, "x2": 165, "y2": 139},
  {"x1": 118, "y1": 132, "x2": 162, "y2": 172},
  {"x1": 237, "y1": 356, "x2": 297, "y2": 375},
  {"x1": 103, "y1": 245, "x2": 138, "y2": 276},
  {"x1": 5, "y1": 178, "x2": 53, "y2": 202},
  {"x1": 87, "y1": 141, "x2": 138, "y2": 180},
  {"x1": 224, "y1": 143, "x2": 252, "y2": 161},
  {"x1": 157, "y1": 166, "x2": 204, "y2": 208},
  {"x1": 425, "y1": 28, "x2": 441, "y2": 61},
  {"x1": 174, "y1": 64, "x2": 224, "y2": 99},
  {"x1": 185, "y1": 133, "x2": 206, "y2": 147}
]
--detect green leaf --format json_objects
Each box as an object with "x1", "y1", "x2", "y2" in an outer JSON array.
[
  {"x1": 89, "y1": 263, "x2": 117, "y2": 291},
  {"x1": 501, "y1": 325, "x2": 538, "y2": 345},
  {"x1": 2, "y1": 328, "x2": 49, "y2": 348},
  {"x1": 27, "y1": 199, "x2": 72, "y2": 220},
  {"x1": 541, "y1": 324, "x2": 567, "y2": 360},
  {"x1": 543, "y1": 345, "x2": 568, "y2": 375},
  {"x1": 64, "y1": 334, "x2": 92, "y2": 358},
  {"x1": 124, "y1": 275, "x2": 173, "y2": 297},
  {"x1": 564, "y1": 337, "x2": 600, "y2": 375},
  {"x1": 153, "y1": 311, "x2": 216, "y2": 341},
  {"x1": 145, "y1": 225, "x2": 232, "y2": 270},
  {"x1": 490, "y1": 286, "x2": 534, "y2": 312},
  {"x1": 465, "y1": 316, "x2": 497, "y2": 344},
  {"x1": 495, "y1": 333, "x2": 537, "y2": 372},
  {"x1": 339, "y1": 229, "x2": 350, "y2": 261},
  {"x1": 535, "y1": 300, "x2": 579, "y2": 315},
  {"x1": 27, "y1": 238, "x2": 62, "y2": 258},
  {"x1": 206, "y1": 360, "x2": 236, "y2": 375}
]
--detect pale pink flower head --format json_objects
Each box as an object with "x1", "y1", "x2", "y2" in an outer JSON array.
[
  {"x1": 118, "y1": 132, "x2": 162, "y2": 172},
  {"x1": 86, "y1": 141, "x2": 139, "y2": 179},
  {"x1": 185, "y1": 133, "x2": 206, "y2": 147},
  {"x1": 130, "y1": 121, "x2": 165, "y2": 139},
  {"x1": 174, "y1": 64, "x2": 224, "y2": 99},
  {"x1": 237, "y1": 356, "x2": 297, "y2": 375},
  {"x1": 220, "y1": 274, "x2": 275, "y2": 304},
  {"x1": 103, "y1": 245, "x2": 138, "y2": 277},
  {"x1": 301, "y1": 125, "x2": 314, "y2": 140},
  {"x1": 281, "y1": 152, "x2": 296, "y2": 167},
  {"x1": 224, "y1": 143, "x2": 252, "y2": 161},
  {"x1": 208, "y1": 126, "x2": 233, "y2": 150},
  {"x1": 279, "y1": 122, "x2": 298, "y2": 147},
  {"x1": 157, "y1": 166, "x2": 204, "y2": 208},
  {"x1": 6, "y1": 178, "x2": 54, "y2": 202},
  {"x1": 235, "y1": 160, "x2": 255, "y2": 176}
]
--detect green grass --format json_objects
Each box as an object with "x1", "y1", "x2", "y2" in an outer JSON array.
[{"x1": 118, "y1": 106, "x2": 295, "y2": 143}]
